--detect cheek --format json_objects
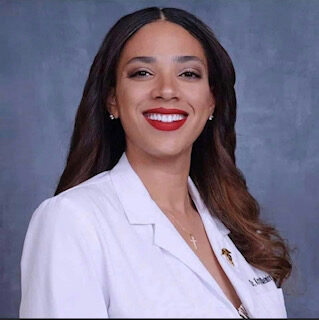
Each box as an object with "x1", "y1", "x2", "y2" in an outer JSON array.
[
  {"x1": 115, "y1": 84, "x2": 146, "y2": 131},
  {"x1": 116, "y1": 83, "x2": 147, "y2": 112},
  {"x1": 185, "y1": 86, "x2": 213, "y2": 111}
]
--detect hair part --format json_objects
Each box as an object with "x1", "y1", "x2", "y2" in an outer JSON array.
[{"x1": 54, "y1": 6, "x2": 292, "y2": 287}]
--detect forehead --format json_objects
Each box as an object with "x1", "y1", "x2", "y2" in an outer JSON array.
[{"x1": 118, "y1": 20, "x2": 207, "y2": 65}]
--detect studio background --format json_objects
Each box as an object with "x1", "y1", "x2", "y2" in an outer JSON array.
[{"x1": 1, "y1": 0, "x2": 318, "y2": 317}]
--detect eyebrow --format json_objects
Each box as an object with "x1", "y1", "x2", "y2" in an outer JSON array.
[{"x1": 125, "y1": 55, "x2": 206, "y2": 67}]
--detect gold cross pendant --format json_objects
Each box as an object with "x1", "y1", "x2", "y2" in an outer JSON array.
[
  {"x1": 190, "y1": 234, "x2": 198, "y2": 250},
  {"x1": 221, "y1": 248, "x2": 234, "y2": 266}
]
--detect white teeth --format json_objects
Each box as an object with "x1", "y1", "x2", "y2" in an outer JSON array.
[{"x1": 144, "y1": 113, "x2": 186, "y2": 122}]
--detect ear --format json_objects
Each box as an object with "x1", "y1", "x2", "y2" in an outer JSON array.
[
  {"x1": 209, "y1": 93, "x2": 216, "y2": 114},
  {"x1": 106, "y1": 87, "x2": 119, "y2": 118}
]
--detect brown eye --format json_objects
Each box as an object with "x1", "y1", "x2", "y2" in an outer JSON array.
[
  {"x1": 180, "y1": 71, "x2": 201, "y2": 79},
  {"x1": 129, "y1": 70, "x2": 152, "y2": 78}
]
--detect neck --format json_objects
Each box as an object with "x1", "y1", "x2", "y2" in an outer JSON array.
[{"x1": 125, "y1": 146, "x2": 194, "y2": 217}]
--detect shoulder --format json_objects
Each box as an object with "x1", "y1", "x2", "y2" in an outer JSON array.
[
  {"x1": 52, "y1": 170, "x2": 116, "y2": 209},
  {"x1": 22, "y1": 170, "x2": 123, "y2": 273},
  {"x1": 29, "y1": 171, "x2": 120, "y2": 236}
]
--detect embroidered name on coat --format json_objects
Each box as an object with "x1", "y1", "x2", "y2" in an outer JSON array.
[{"x1": 249, "y1": 275, "x2": 273, "y2": 286}]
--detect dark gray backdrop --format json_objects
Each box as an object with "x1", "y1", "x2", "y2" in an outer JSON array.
[{"x1": 1, "y1": 0, "x2": 318, "y2": 317}]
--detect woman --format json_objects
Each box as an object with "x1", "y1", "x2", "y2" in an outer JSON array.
[{"x1": 19, "y1": 6, "x2": 292, "y2": 318}]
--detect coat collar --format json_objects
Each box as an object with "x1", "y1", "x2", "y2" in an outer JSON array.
[{"x1": 109, "y1": 151, "x2": 230, "y2": 234}]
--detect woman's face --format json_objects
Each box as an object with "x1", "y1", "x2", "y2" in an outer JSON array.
[{"x1": 108, "y1": 20, "x2": 215, "y2": 159}]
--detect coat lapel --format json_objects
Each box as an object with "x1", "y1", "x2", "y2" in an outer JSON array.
[
  {"x1": 109, "y1": 152, "x2": 277, "y2": 317},
  {"x1": 109, "y1": 151, "x2": 228, "y2": 301}
]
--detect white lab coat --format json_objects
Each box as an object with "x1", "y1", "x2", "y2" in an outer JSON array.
[{"x1": 20, "y1": 151, "x2": 287, "y2": 318}]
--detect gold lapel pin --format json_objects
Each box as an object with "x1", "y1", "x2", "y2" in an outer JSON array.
[{"x1": 221, "y1": 248, "x2": 234, "y2": 266}]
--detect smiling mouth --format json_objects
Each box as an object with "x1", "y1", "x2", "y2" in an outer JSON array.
[
  {"x1": 143, "y1": 107, "x2": 188, "y2": 116},
  {"x1": 143, "y1": 113, "x2": 188, "y2": 131},
  {"x1": 143, "y1": 113, "x2": 187, "y2": 122}
]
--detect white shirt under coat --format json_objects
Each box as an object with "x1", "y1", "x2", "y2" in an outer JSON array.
[{"x1": 19, "y1": 151, "x2": 287, "y2": 318}]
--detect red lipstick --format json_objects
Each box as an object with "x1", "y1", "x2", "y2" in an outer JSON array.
[
  {"x1": 144, "y1": 118, "x2": 187, "y2": 131},
  {"x1": 143, "y1": 107, "x2": 188, "y2": 115},
  {"x1": 143, "y1": 108, "x2": 188, "y2": 131}
]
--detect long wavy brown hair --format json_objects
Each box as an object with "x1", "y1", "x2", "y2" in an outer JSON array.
[{"x1": 54, "y1": 7, "x2": 292, "y2": 287}]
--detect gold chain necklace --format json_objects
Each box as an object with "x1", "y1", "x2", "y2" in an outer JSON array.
[{"x1": 164, "y1": 210, "x2": 198, "y2": 250}]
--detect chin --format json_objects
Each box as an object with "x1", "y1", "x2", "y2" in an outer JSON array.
[{"x1": 146, "y1": 144, "x2": 191, "y2": 160}]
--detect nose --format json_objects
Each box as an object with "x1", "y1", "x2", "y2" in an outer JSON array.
[{"x1": 151, "y1": 72, "x2": 180, "y2": 101}]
